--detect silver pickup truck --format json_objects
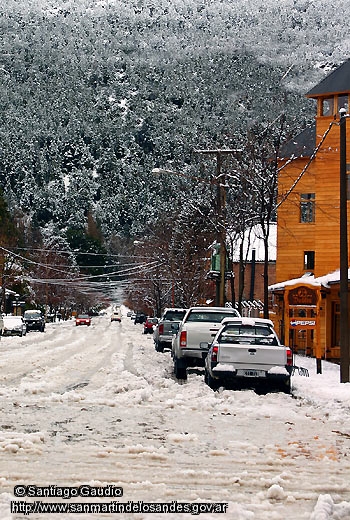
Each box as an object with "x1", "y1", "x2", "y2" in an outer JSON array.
[
  {"x1": 153, "y1": 308, "x2": 187, "y2": 352},
  {"x1": 172, "y1": 306, "x2": 241, "y2": 379},
  {"x1": 204, "y1": 317, "x2": 293, "y2": 393}
]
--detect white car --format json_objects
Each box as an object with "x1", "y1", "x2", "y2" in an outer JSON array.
[
  {"x1": 204, "y1": 317, "x2": 292, "y2": 393},
  {"x1": 2, "y1": 315, "x2": 27, "y2": 337},
  {"x1": 172, "y1": 306, "x2": 241, "y2": 380}
]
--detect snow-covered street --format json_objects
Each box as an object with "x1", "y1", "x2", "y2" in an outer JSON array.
[{"x1": 1, "y1": 310, "x2": 350, "y2": 519}]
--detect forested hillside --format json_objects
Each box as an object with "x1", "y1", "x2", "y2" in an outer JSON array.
[{"x1": 0, "y1": 0, "x2": 349, "y2": 310}]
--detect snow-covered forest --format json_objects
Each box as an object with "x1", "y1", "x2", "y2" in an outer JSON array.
[{"x1": 0, "y1": 0, "x2": 349, "y2": 311}]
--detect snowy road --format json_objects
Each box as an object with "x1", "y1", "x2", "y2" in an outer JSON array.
[{"x1": 0, "y1": 311, "x2": 350, "y2": 519}]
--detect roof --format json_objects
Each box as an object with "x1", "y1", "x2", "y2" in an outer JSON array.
[
  {"x1": 278, "y1": 123, "x2": 316, "y2": 160},
  {"x1": 188, "y1": 307, "x2": 239, "y2": 311},
  {"x1": 269, "y1": 269, "x2": 350, "y2": 291},
  {"x1": 221, "y1": 316, "x2": 273, "y2": 325},
  {"x1": 306, "y1": 59, "x2": 350, "y2": 97}
]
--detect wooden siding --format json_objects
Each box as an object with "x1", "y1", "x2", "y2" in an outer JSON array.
[
  {"x1": 277, "y1": 117, "x2": 350, "y2": 283},
  {"x1": 275, "y1": 111, "x2": 350, "y2": 359}
]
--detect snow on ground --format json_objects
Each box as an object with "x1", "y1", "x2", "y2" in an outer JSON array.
[{"x1": 0, "y1": 307, "x2": 349, "y2": 519}]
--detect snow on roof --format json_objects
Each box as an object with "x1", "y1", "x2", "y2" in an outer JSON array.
[
  {"x1": 269, "y1": 268, "x2": 349, "y2": 291},
  {"x1": 230, "y1": 223, "x2": 276, "y2": 263},
  {"x1": 0, "y1": 288, "x2": 17, "y2": 296},
  {"x1": 306, "y1": 58, "x2": 350, "y2": 97}
]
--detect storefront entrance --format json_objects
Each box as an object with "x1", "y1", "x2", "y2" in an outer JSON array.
[{"x1": 283, "y1": 284, "x2": 321, "y2": 358}]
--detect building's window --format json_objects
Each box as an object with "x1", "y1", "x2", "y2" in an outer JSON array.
[
  {"x1": 322, "y1": 97, "x2": 334, "y2": 116},
  {"x1": 300, "y1": 193, "x2": 315, "y2": 222},
  {"x1": 304, "y1": 251, "x2": 315, "y2": 270},
  {"x1": 337, "y1": 94, "x2": 349, "y2": 114},
  {"x1": 332, "y1": 303, "x2": 340, "y2": 347}
]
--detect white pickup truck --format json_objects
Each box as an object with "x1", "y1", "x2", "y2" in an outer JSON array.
[
  {"x1": 153, "y1": 308, "x2": 187, "y2": 352},
  {"x1": 204, "y1": 317, "x2": 293, "y2": 393},
  {"x1": 172, "y1": 306, "x2": 241, "y2": 379}
]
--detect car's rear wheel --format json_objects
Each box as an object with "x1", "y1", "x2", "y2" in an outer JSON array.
[
  {"x1": 174, "y1": 358, "x2": 187, "y2": 380},
  {"x1": 155, "y1": 342, "x2": 164, "y2": 352},
  {"x1": 264, "y1": 378, "x2": 291, "y2": 395},
  {"x1": 278, "y1": 377, "x2": 291, "y2": 394},
  {"x1": 204, "y1": 369, "x2": 219, "y2": 390}
]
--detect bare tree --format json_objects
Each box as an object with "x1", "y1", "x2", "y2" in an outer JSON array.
[{"x1": 240, "y1": 115, "x2": 286, "y2": 317}]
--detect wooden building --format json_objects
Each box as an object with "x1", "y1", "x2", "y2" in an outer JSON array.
[{"x1": 270, "y1": 59, "x2": 350, "y2": 361}]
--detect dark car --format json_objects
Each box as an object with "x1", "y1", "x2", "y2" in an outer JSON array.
[
  {"x1": 23, "y1": 310, "x2": 45, "y2": 332},
  {"x1": 143, "y1": 317, "x2": 158, "y2": 334},
  {"x1": 134, "y1": 312, "x2": 146, "y2": 324}
]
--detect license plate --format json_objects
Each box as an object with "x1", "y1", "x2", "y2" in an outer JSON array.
[{"x1": 237, "y1": 369, "x2": 266, "y2": 378}]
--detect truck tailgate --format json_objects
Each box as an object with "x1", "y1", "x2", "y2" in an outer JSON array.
[
  {"x1": 187, "y1": 323, "x2": 222, "y2": 348},
  {"x1": 163, "y1": 322, "x2": 178, "y2": 334},
  {"x1": 218, "y1": 343, "x2": 287, "y2": 368}
]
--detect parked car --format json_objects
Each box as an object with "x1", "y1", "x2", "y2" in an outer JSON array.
[
  {"x1": 75, "y1": 314, "x2": 91, "y2": 326},
  {"x1": 134, "y1": 312, "x2": 146, "y2": 324},
  {"x1": 172, "y1": 306, "x2": 241, "y2": 380},
  {"x1": 111, "y1": 312, "x2": 121, "y2": 322},
  {"x1": 204, "y1": 317, "x2": 292, "y2": 393},
  {"x1": 153, "y1": 308, "x2": 187, "y2": 352},
  {"x1": 143, "y1": 317, "x2": 158, "y2": 334},
  {"x1": 2, "y1": 315, "x2": 27, "y2": 337},
  {"x1": 23, "y1": 309, "x2": 45, "y2": 332}
]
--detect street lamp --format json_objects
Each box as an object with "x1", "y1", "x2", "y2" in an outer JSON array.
[{"x1": 339, "y1": 108, "x2": 350, "y2": 383}]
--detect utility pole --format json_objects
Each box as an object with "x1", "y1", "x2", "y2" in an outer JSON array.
[
  {"x1": 339, "y1": 109, "x2": 350, "y2": 383},
  {"x1": 195, "y1": 149, "x2": 240, "y2": 307}
]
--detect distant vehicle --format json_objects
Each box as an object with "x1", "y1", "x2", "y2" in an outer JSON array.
[
  {"x1": 130, "y1": 312, "x2": 136, "y2": 320},
  {"x1": 111, "y1": 312, "x2": 121, "y2": 322},
  {"x1": 153, "y1": 308, "x2": 187, "y2": 352},
  {"x1": 204, "y1": 317, "x2": 292, "y2": 393},
  {"x1": 2, "y1": 315, "x2": 27, "y2": 337},
  {"x1": 134, "y1": 312, "x2": 146, "y2": 324},
  {"x1": 172, "y1": 306, "x2": 241, "y2": 380},
  {"x1": 127, "y1": 311, "x2": 133, "y2": 317},
  {"x1": 75, "y1": 314, "x2": 91, "y2": 326},
  {"x1": 143, "y1": 317, "x2": 158, "y2": 334},
  {"x1": 23, "y1": 309, "x2": 45, "y2": 332}
]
